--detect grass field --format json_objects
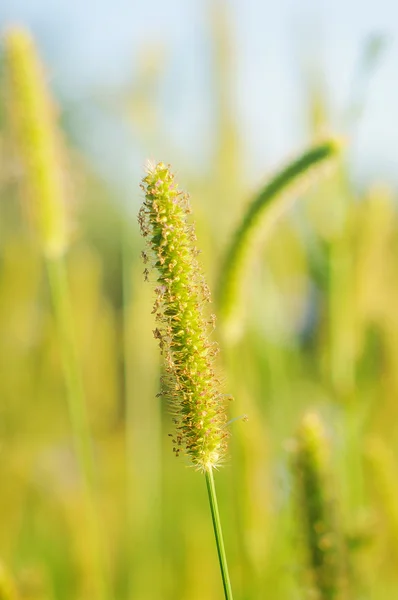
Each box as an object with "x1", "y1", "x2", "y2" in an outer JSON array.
[{"x1": 0, "y1": 11, "x2": 397, "y2": 600}]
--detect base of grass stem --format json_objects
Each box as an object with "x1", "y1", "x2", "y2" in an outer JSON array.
[{"x1": 205, "y1": 468, "x2": 234, "y2": 600}]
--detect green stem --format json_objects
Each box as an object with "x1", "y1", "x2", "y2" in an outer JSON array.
[
  {"x1": 46, "y1": 255, "x2": 109, "y2": 600},
  {"x1": 205, "y1": 468, "x2": 234, "y2": 600}
]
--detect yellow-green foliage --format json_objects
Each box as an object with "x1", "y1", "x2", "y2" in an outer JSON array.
[
  {"x1": 365, "y1": 438, "x2": 398, "y2": 557},
  {"x1": 1, "y1": 16, "x2": 398, "y2": 600},
  {"x1": 0, "y1": 562, "x2": 18, "y2": 600}
]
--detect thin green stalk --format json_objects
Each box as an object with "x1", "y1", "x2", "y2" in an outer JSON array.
[
  {"x1": 122, "y1": 223, "x2": 162, "y2": 599},
  {"x1": 46, "y1": 255, "x2": 109, "y2": 600},
  {"x1": 205, "y1": 469, "x2": 234, "y2": 600}
]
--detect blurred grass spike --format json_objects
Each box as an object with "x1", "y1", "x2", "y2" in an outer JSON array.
[
  {"x1": 4, "y1": 26, "x2": 68, "y2": 257},
  {"x1": 292, "y1": 413, "x2": 347, "y2": 600},
  {"x1": 139, "y1": 162, "x2": 234, "y2": 599},
  {"x1": 217, "y1": 136, "x2": 343, "y2": 341},
  {"x1": 0, "y1": 562, "x2": 18, "y2": 600}
]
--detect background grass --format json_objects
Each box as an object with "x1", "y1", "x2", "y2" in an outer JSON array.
[{"x1": 0, "y1": 5, "x2": 397, "y2": 600}]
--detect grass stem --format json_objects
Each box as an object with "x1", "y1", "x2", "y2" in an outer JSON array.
[{"x1": 205, "y1": 468, "x2": 234, "y2": 600}]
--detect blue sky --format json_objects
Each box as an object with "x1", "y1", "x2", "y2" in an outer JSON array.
[{"x1": 1, "y1": 0, "x2": 397, "y2": 190}]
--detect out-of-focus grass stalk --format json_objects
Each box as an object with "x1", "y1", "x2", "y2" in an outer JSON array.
[
  {"x1": 0, "y1": 562, "x2": 18, "y2": 600},
  {"x1": 326, "y1": 168, "x2": 357, "y2": 403},
  {"x1": 122, "y1": 225, "x2": 162, "y2": 599},
  {"x1": 4, "y1": 27, "x2": 109, "y2": 600},
  {"x1": 327, "y1": 33, "x2": 387, "y2": 400},
  {"x1": 122, "y1": 226, "x2": 137, "y2": 600},
  {"x1": 344, "y1": 34, "x2": 388, "y2": 133},
  {"x1": 365, "y1": 438, "x2": 398, "y2": 554},
  {"x1": 45, "y1": 258, "x2": 109, "y2": 599},
  {"x1": 292, "y1": 413, "x2": 347, "y2": 600},
  {"x1": 208, "y1": 1, "x2": 243, "y2": 233},
  {"x1": 325, "y1": 170, "x2": 364, "y2": 523},
  {"x1": 217, "y1": 138, "x2": 342, "y2": 341}
]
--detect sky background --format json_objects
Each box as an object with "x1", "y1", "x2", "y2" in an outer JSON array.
[{"x1": 1, "y1": 0, "x2": 397, "y2": 195}]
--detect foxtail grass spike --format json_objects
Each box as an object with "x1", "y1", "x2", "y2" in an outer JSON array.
[
  {"x1": 139, "y1": 162, "x2": 234, "y2": 599},
  {"x1": 4, "y1": 26, "x2": 68, "y2": 258},
  {"x1": 292, "y1": 413, "x2": 346, "y2": 600},
  {"x1": 217, "y1": 137, "x2": 343, "y2": 339},
  {"x1": 139, "y1": 161, "x2": 230, "y2": 472}
]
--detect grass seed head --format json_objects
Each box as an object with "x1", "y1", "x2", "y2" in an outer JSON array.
[{"x1": 139, "y1": 162, "x2": 229, "y2": 472}]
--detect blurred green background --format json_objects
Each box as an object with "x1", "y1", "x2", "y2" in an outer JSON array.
[{"x1": 1, "y1": 1, "x2": 398, "y2": 599}]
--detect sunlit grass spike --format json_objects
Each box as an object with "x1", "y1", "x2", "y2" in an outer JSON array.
[{"x1": 292, "y1": 413, "x2": 347, "y2": 600}]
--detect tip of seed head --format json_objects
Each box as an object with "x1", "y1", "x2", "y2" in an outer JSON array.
[{"x1": 144, "y1": 158, "x2": 158, "y2": 174}]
